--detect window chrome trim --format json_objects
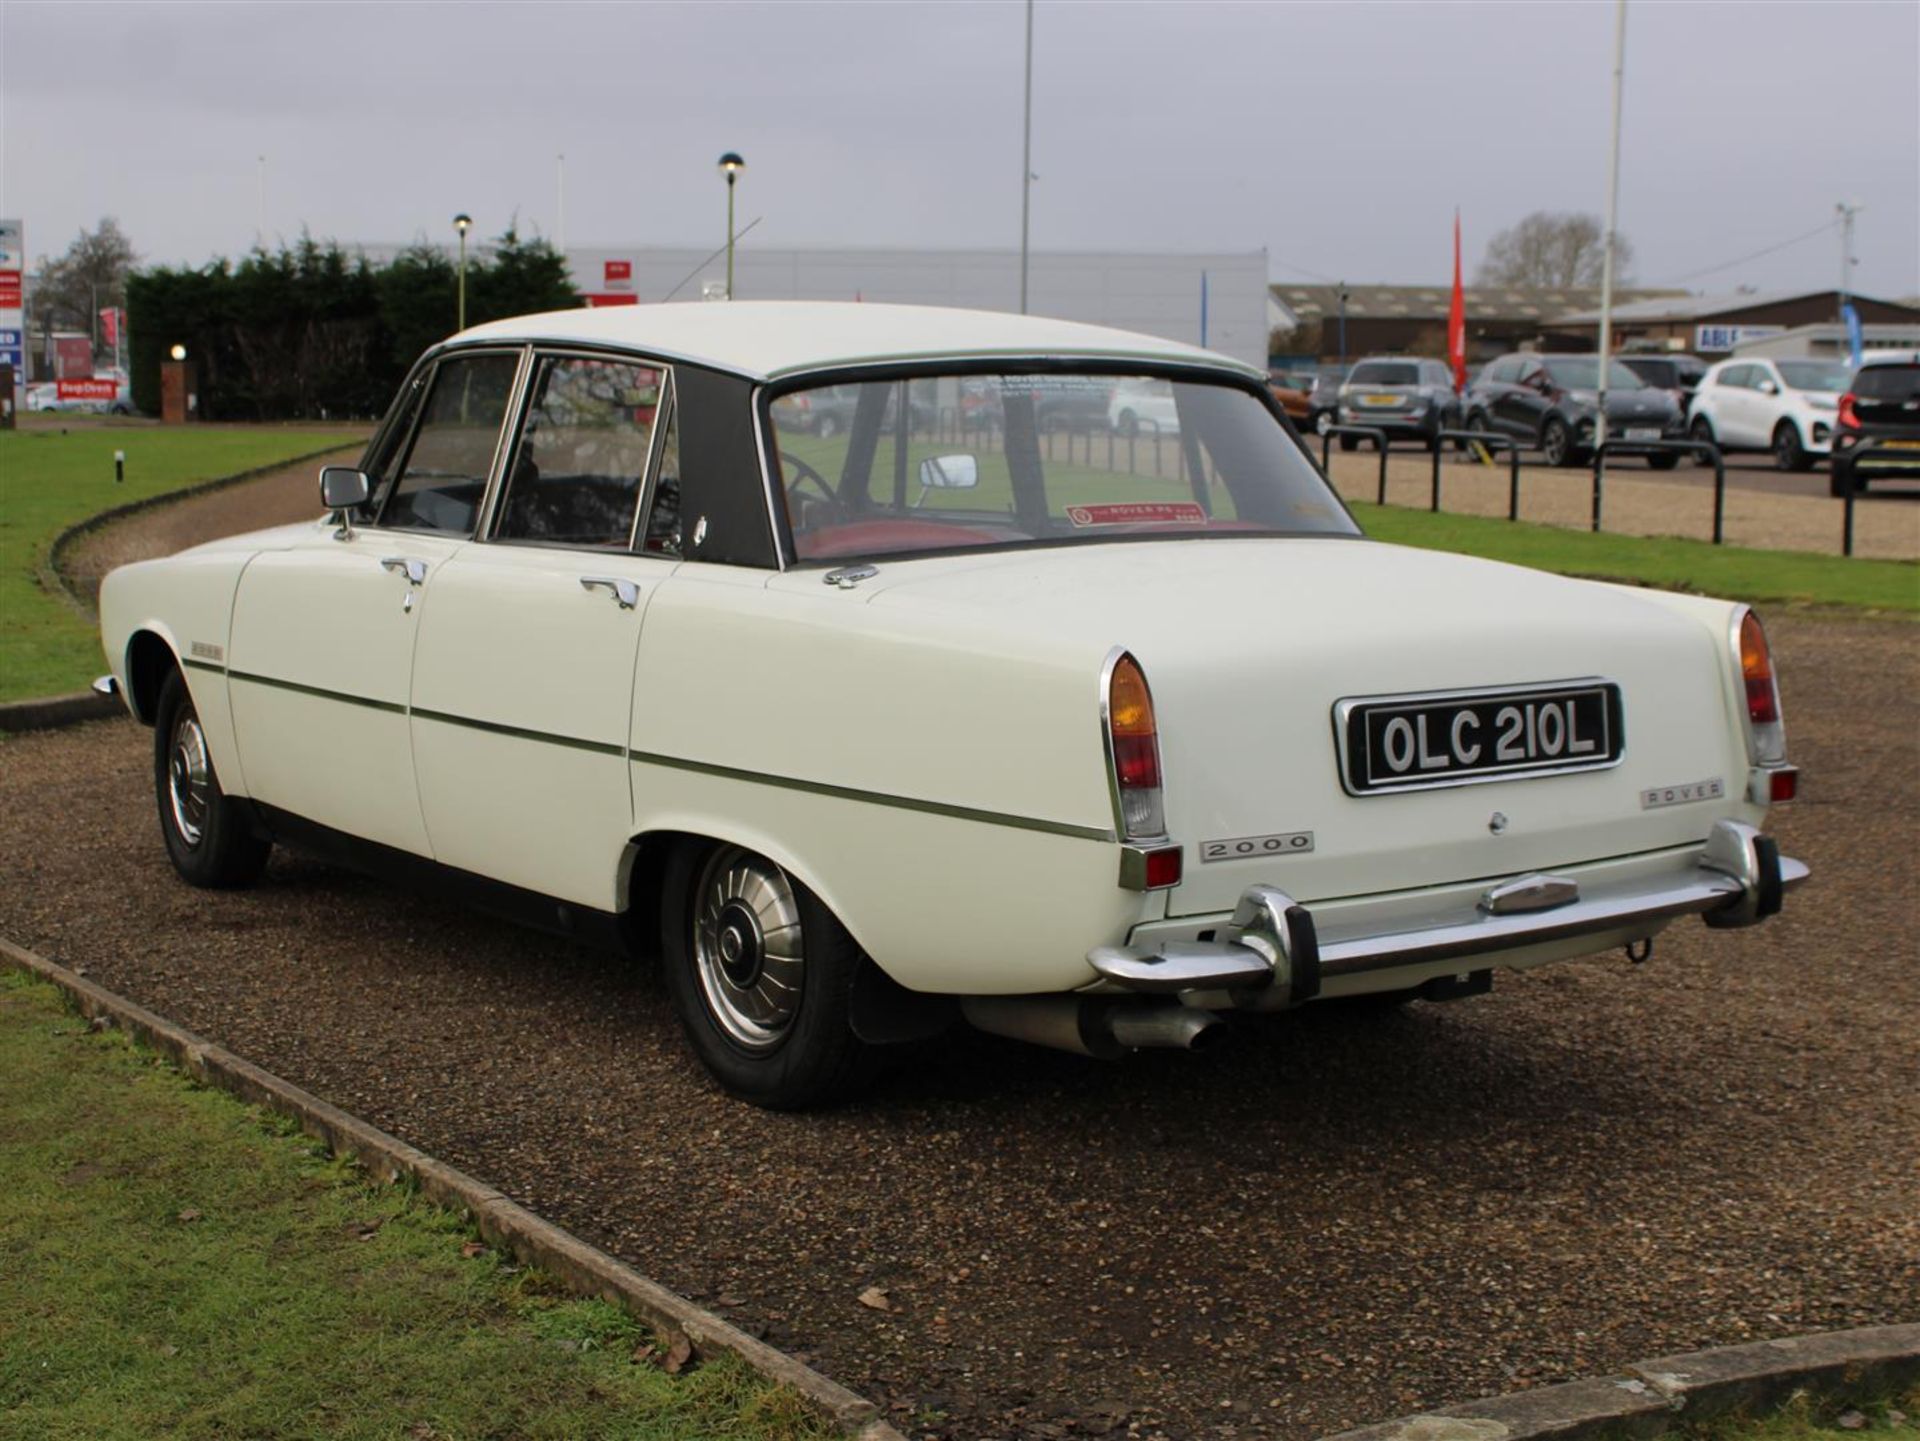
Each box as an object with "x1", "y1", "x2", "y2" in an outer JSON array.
[
  {"x1": 750, "y1": 382, "x2": 790, "y2": 572},
  {"x1": 631, "y1": 369, "x2": 676, "y2": 554},
  {"x1": 1330, "y1": 677, "x2": 1626, "y2": 797}
]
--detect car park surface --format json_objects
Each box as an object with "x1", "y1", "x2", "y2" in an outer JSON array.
[
  {"x1": 95, "y1": 302, "x2": 1806, "y2": 1110},
  {"x1": 1, "y1": 607, "x2": 1912, "y2": 1441}
]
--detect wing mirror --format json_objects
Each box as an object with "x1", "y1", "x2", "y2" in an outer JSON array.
[
  {"x1": 1756, "y1": 379, "x2": 1779, "y2": 396},
  {"x1": 319, "y1": 466, "x2": 371, "y2": 540},
  {"x1": 917, "y1": 454, "x2": 979, "y2": 491}
]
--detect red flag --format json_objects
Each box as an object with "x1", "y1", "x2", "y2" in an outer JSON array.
[
  {"x1": 100, "y1": 307, "x2": 120, "y2": 346},
  {"x1": 1447, "y1": 211, "x2": 1467, "y2": 393}
]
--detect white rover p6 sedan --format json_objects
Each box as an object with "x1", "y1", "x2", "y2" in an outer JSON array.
[{"x1": 98, "y1": 303, "x2": 1806, "y2": 1107}]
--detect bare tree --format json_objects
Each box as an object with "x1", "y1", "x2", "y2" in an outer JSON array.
[
  {"x1": 1476, "y1": 211, "x2": 1632, "y2": 288},
  {"x1": 32, "y1": 218, "x2": 140, "y2": 359}
]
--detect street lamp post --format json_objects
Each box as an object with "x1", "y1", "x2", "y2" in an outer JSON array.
[
  {"x1": 453, "y1": 213, "x2": 473, "y2": 330},
  {"x1": 718, "y1": 153, "x2": 745, "y2": 300}
]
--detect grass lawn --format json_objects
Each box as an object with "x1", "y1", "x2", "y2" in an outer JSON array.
[
  {"x1": 1671, "y1": 1388, "x2": 1918, "y2": 1441},
  {"x1": 0, "y1": 969, "x2": 831, "y2": 1441},
  {"x1": 1349, "y1": 502, "x2": 1920, "y2": 614},
  {"x1": 0, "y1": 424, "x2": 364, "y2": 702}
]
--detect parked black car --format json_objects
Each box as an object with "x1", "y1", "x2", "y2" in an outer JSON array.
[
  {"x1": 1466, "y1": 353, "x2": 1686, "y2": 468},
  {"x1": 1335, "y1": 357, "x2": 1462, "y2": 449},
  {"x1": 1831, "y1": 355, "x2": 1920, "y2": 497},
  {"x1": 1620, "y1": 353, "x2": 1709, "y2": 414}
]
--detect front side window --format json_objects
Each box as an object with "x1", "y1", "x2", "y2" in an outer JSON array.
[
  {"x1": 495, "y1": 356, "x2": 662, "y2": 548},
  {"x1": 378, "y1": 352, "x2": 520, "y2": 534},
  {"x1": 767, "y1": 370, "x2": 1358, "y2": 564}
]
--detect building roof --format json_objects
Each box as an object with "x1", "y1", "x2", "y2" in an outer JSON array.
[
  {"x1": 1553, "y1": 289, "x2": 1920, "y2": 325},
  {"x1": 456, "y1": 300, "x2": 1252, "y2": 382},
  {"x1": 1269, "y1": 282, "x2": 1685, "y2": 324}
]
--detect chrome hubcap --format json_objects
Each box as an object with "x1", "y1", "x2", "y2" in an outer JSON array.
[
  {"x1": 693, "y1": 847, "x2": 804, "y2": 1051},
  {"x1": 167, "y1": 710, "x2": 211, "y2": 848}
]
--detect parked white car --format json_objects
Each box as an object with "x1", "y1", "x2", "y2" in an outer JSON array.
[
  {"x1": 1106, "y1": 377, "x2": 1181, "y2": 437},
  {"x1": 97, "y1": 303, "x2": 1806, "y2": 1108},
  {"x1": 1688, "y1": 356, "x2": 1854, "y2": 471}
]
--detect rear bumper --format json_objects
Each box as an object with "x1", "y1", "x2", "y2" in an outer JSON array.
[{"x1": 1088, "y1": 820, "x2": 1806, "y2": 1005}]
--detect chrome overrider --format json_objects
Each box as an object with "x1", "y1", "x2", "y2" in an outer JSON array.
[{"x1": 1088, "y1": 819, "x2": 1807, "y2": 997}]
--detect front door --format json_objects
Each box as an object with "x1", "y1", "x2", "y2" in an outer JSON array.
[
  {"x1": 409, "y1": 353, "x2": 675, "y2": 910},
  {"x1": 227, "y1": 348, "x2": 521, "y2": 853}
]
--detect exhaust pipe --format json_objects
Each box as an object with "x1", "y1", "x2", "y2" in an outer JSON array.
[{"x1": 961, "y1": 996, "x2": 1223, "y2": 1059}]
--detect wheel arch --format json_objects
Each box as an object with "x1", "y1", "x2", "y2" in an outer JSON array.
[{"x1": 125, "y1": 627, "x2": 183, "y2": 726}]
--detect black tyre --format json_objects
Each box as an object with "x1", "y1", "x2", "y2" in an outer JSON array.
[
  {"x1": 1689, "y1": 417, "x2": 1718, "y2": 466},
  {"x1": 1773, "y1": 421, "x2": 1812, "y2": 473},
  {"x1": 1646, "y1": 453, "x2": 1681, "y2": 471},
  {"x1": 1830, "y1": 463, "x2": 1861, "y2": 499},
  {"x1": 1338, "y1": 433, "x2": 1358, "y2": 452},
  {"x1": 153, "y1": 669, "x2": 270, "y2": 888},
  {"x1": 1541, "y1": 416, "x2": 1576, "y2": 468},
  {"x1": 661, "y1": 841, "x2": 873, "y2": 1109}
]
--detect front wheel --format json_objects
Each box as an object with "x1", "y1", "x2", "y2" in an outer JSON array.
[
  {"x1": 1773, "y1": 421, "x2": 1812, "y2": 473},
  {"x1": 153, "y1": 669, "x2": 270, "y2": 888},
  {"x1": 661, "y1": 842, "x2": 873, "y2": 1109},
  {"x1": 1646, "y1": 453, "x2": 1681, "y2": 471}
]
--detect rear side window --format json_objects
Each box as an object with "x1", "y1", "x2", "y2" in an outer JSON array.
[
  {"x1": 1852, "y1": 364, "x2": 1920, "y2": 402},
  {"x1": 494, "y1": 356, "x2": 663, "y2": 549},
  {"x1": 379, "y1": 352, "x2": 521, "y2": 534}
]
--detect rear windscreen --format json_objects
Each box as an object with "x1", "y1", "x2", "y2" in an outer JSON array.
[
  {"x1": 1347, "y1": 362, "x2": 1419, "y2": 386},
  {"x1": 1852, "y1": 365, "x2": 1920, "y2": 402}
]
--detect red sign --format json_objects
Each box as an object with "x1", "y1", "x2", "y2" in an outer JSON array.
[
  {"x1": 584, "y1": 293, "x2": 639, "y2": 308},
  {"x1": 57, "y1": 378, "x2": 120, "y2": 402},
  {"x1": 604, "y1": 259, "x2": 632, "y2": 284},
  {"x1": 0, "y1": 279, "x2": 22, "y2": 310},
  {"x1": 1065, "y1": 502, "x2": 1208, "y2": 528}
]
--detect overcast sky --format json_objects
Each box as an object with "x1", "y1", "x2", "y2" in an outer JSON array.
[{"x1": 4, "y1": 0, "x2": 1916, "y2": 299}]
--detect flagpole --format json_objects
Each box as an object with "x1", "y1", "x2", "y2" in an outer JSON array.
[{"x1": 1594, "y1": 0, "x2": 1628, "y2": 532}]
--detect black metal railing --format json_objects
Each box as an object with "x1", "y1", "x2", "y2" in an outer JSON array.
[
  {"x1": 1433, "y1": 430, "x2": 1524, "y2": 518},
  {"x1": 1319, "y1": 425, "x2": 1393, "y2": 502},
  {"x1": 1591, "y1": 438, "x2": 1726, "y2": 541}
]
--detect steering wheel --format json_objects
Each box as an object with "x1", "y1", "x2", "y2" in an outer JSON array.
[{"x1": 781, "y1": 452, "x2": 840, "y2": 519}]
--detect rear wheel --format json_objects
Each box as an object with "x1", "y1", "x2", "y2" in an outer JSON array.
[
  {"x1": 1541, "y1": 416, "x2": 1577, "y2": 468},
  {"x1": 153, "y1": 669, "x2": 270, "y2": 888},
  {"x1": 661, "y1": 841, "x2": 873, "y2": 1109},
  {"x1": 1773, "y1": 421, "x2": 1812, "y2": 472},
  {"x1": 1646, "y1": 453, "x2": 1680, "y2": 471},
  {"x1": 1338, "y1": 433, "x2": 1358, "y2": 452}
]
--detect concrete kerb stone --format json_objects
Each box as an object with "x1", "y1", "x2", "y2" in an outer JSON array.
[
  {"x1": 0, "y1": 689, "x2": 123, "y2": 733},
  {"x1": 0, "y1": 935, "x2": 906, "y2": 1441},
  {"x1": 1321, "y1": 1325, "x2": 1920, "y2": 1441}
]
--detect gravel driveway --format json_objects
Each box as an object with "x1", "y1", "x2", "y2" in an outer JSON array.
[{"x1": 3, "y1": 616, "x2": 1915, "y2": 1441}]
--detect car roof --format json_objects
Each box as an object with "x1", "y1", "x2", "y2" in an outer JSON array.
[{"x1": 453, "y1": 301, "x2": 1256, "y2": 384}]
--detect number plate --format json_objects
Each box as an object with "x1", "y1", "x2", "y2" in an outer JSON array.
[
  {"x1": 1624, "y1": 427, "x2": 1661, "y2": 440},
  {"x1": 1883, "y1": 439, "x2": 1920, "y2": 450},
  {"x1": 1335, "y1": 681, "x2": 1624, "y2": 795},
  {"x1": 1358, "y1": 393, "x2": 1401, "y2": 406}
]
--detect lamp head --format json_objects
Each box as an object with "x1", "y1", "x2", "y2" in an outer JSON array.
[
  {"x1": 718, "y1": 152, "x2": 745, "y2": 180},
  {"x1": 169, "y1": 344, "x2": 187, "y2": 361},
  {"x1": 453, "y1": 213, "x2": 473, "y2": 236}
]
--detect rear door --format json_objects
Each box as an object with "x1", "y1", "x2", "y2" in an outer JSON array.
[
  {"x1": 228, "y1": 348, "x2": 521, "y2": 854},
  {"x1": 408, "y1": 352, "x2": 677, "y2": 910}
]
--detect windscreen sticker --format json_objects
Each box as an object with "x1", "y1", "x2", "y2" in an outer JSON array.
[{"x1": 1065, "y1": 502, "x2": 1207, "y2": 527}]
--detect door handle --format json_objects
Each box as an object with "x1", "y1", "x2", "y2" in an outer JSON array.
[
  {"x1": 579, "y1": 576, "x2": 640, "y2": 610},
  {"x1": 380, "y1": 556, "x2": 428, "y2": 586}
]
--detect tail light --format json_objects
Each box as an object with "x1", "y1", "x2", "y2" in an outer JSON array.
[
  {"x1": 1736, "y1": 608, "x2": 1787, "y2": 765},
  {"x1": 1106, "y1": 652, "x2": 1165, "y2": 838},
  {"x1": 1838, "y1": 393, "x2": 1860, "y2": 430}
]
